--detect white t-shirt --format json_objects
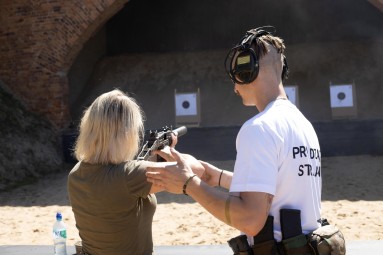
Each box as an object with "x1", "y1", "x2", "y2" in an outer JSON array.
[{"x1": 230, "y1": 99, "x2": 321, "y2": 242}]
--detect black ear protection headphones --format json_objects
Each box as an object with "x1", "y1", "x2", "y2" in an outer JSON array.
[{"x1": 224, "y1": 26, "x2": 289, "y2": 85}]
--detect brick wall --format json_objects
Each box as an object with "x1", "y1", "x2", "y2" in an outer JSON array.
[{"x1": 0, "y1": 0, "x2": 128, "y2": 129}]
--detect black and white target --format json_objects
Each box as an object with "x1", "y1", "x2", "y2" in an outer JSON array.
[
  {"x1": 175, "y1": 93, "x2": 197, "y2": 116},
  {"x1": 330, "y1": 84, "x2": 353, "y2": 108}
]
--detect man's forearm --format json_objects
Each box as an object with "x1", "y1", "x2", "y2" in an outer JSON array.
[
  {"x1": 180, "y1": 153, "x2": 205, "y2": 177},
  {"x1": 185, "y1": 177, "x2": 269, "y2": 237}
]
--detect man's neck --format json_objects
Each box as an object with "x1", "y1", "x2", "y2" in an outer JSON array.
[{"x1": 255, "y1": 84, "x2": 286, "y2": 112}]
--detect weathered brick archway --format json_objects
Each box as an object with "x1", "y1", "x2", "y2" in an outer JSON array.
[{"x1": 0, "y1": 0, "x2": 129, "y2": 129}]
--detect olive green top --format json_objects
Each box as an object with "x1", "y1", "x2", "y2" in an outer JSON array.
[{"x1": 68, "y1": 160, "x2": 156, "y2": 255}]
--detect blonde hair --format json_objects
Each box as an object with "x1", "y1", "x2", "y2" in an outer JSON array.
[{"x1": 74, "y1": 89, "x2": 144, "y2": 164}]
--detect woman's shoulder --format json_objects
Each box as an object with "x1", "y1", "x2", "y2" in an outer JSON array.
[{"x1": 122, "y1": 160, "x2": 153, "y2": 173}]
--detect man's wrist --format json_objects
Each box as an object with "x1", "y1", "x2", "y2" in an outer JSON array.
[
  {"x1": 183, "y1": 174, "x2": 197, "y2": 195},
  {"x1": 182, "y1": 174, "x2": 201, "y2": 196}
]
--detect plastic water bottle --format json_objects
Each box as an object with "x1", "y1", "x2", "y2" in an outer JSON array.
[{"x1": 53, "y1": 212, "x2": 67, "y2": 255}]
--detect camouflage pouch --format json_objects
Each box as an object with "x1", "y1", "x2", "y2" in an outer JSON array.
[{"x1": 309, "y1": 225, "x2": 346, "y2": 255}]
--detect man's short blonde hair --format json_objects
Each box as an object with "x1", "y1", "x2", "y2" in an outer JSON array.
[
  {"x1": 74, "y1": 89, "x2": 144, "y2": 164},
  {"x1": 254, "y1": 34, "x2": 286, "y2": 59},
  {"x1": 255, "y1": 34, "x2": 287, "y2": 78}
]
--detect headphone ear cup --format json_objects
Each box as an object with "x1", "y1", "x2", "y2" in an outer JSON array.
[
  {"x1": 232, "y1": 49, "x2": 259, "y2": 84},
  {"x1": 226, "y1": 27, "x2": 274, "y2": 84},
  {"x1": 282, "y1": 56, "x2": 289, "y2": 80}
]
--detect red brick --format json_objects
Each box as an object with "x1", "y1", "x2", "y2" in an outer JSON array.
[{"x1": 0, "y1": 0, "x2": 127, "y2": 129}]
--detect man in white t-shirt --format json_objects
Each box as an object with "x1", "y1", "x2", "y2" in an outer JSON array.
[
  {"x1": 146, "y1": 27, "x2": 321, "y2": 252},
  {"x1": 232, "y1": 97, "x2": 321, "y2": 242}
]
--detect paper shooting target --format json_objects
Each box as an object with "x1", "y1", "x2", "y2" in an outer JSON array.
[
  {"x1": 330, "y1": 84, "x2": 354, "y2": 108},
  {"x1": 175, "y1": 93, "x2": 197, "y2": 116}
]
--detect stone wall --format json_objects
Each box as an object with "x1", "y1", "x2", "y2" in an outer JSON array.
[
  {"x1": 0, "y1": 83, "x2": 63, "y2": 191},
  {"x1": 0, "y1": 0, "x2": 128, "y2": 129}
]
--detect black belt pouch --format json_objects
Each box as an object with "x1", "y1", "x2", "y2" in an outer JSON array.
[{"x1": 280, "y1": 209, "x2": 302, "y2": 240}]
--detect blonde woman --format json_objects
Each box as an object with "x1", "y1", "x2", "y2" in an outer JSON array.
[{"x1": 67, "y1": 89, "x2": 202, "y2": 255}]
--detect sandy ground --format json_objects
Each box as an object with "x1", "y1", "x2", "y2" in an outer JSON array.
[{"x1": 0, "y1": 155, "x2": 382, "y2": 247}]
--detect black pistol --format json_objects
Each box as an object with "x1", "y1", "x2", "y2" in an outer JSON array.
[{"x1": 136, "y1": 126, "x2": 187, "y2": 162}]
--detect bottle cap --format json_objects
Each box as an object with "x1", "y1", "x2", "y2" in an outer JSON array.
[{"x1": 56, "y1": 212, "x2": 62, "y2": 221}]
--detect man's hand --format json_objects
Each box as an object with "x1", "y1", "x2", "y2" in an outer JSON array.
[
  {"x1": 146, "y1": 148, "x2": 197, "y2": 194},
  {"x1": 154, "y1": 147, "x2": 206, "y2": 177}
]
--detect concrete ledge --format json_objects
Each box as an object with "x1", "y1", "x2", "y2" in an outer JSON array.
[{"x1": 1, "y1": 241, "x2": 382, "y2": 255}]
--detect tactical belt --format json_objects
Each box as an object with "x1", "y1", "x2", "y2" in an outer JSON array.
[{"x1": 228, "y1": 209, "x2": 318, "y2": 255}]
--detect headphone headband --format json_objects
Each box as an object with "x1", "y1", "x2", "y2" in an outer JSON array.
[{"x1": 241, "y1": 27, "x2": 273, "y2": 46}]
